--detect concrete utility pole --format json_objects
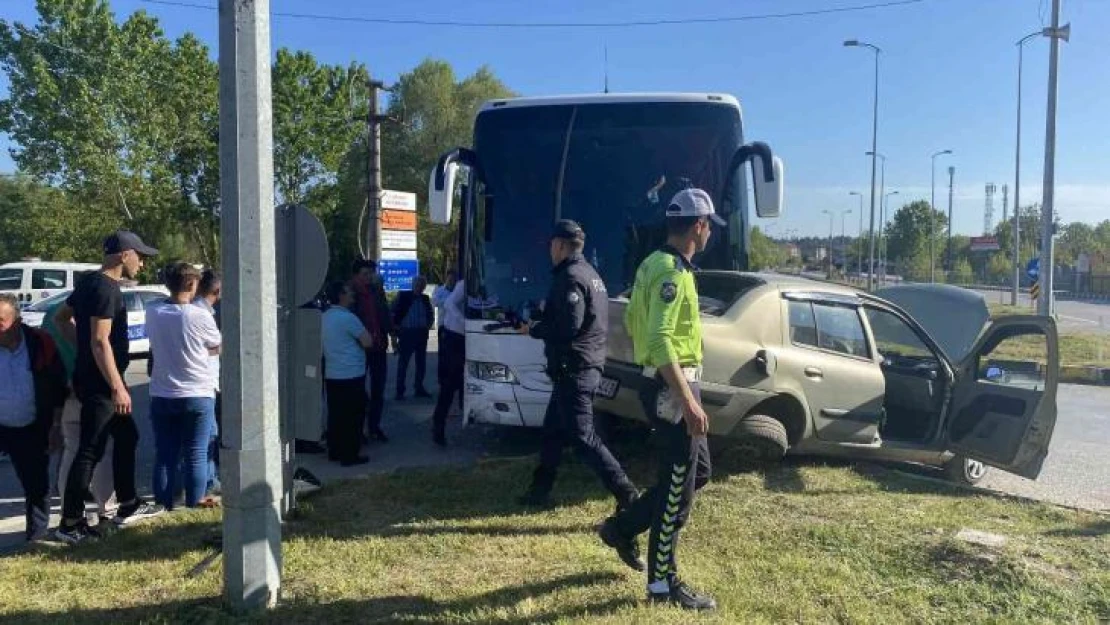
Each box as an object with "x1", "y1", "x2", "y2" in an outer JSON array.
[
  {"x1": 930, "y1": 149, "x2": 952, "y2": 282},
  {"x1": 1039, "y1": 0, "x2": 1070, "y2": 316},
  {"x1": 218, "y1": 0, "x2": 282, "y2": 611},
  {"x1": 366, "y1": 78, "x2": 387, "y2": 262}
]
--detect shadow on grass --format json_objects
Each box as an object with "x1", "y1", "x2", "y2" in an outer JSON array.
[
  {"x1": 1044, "y1": 518, "x2": 1110, "y2": 537},
  {"x1": 3, "y1": 571, "x2": 634, "y2": 625}
]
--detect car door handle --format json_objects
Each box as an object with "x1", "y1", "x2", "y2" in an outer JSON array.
[{"x1": 804, "y1": 366, "x2": 824, "y2": 379}]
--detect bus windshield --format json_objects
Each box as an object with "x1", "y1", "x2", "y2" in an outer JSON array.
[{"x1": 466, "y1": 100, "x2": 746, "y2": 318}]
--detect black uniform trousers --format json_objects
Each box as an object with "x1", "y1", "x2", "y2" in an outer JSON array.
[
  {"x1": 432, "y1": 329, "x2": 465, "y2": 439},
  {"x1": 612, "y1": 381, "x2": 711, "y2": 584},
  {"x1": 0, "y1": 422, "x2": 50, "y2": 540},
  {"x1": 531, "y1": 368, "x2": 638, "y2": 506},
  {"x1": 62, "y1": 389, "x2": 139, "y2": 521}
]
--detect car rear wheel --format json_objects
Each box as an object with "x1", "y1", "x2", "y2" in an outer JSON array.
[
  {"x1": 944, "y1": 455, "x2": 988, "y2": 486},
  {"x1": 730, "y1": 414, "x2": 789, "y2": 463}
]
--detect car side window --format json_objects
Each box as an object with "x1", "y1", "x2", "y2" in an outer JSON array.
[
  {"x1": 139, "y1": 292, "x2": 165, "y2": 308},
  {"x1": 813, "y1": 303, "x2": 869, "y2": 358},
  {"x1": 31, "y1": 269, "x2": 67, "y2": 289},
  {"x1": 788, "y1": 301, "x2": 818, "y2": 348},
  {"x1": 865, "y1": 307, "x2": 935, "y2": 361},
  {"x1": 124, "y1": 292, "x2": 144, "y2": 313}
]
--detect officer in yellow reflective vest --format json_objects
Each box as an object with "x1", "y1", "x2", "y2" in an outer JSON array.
[{"x1": 596, "y1": 188, "x2": 718, "y2": 611}]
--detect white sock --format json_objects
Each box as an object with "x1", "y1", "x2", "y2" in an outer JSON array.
[{"x1": 648, "y1": 580, "x2": 670, "y2": 594}]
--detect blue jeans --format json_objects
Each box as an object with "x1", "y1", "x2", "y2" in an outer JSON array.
[{"x1": 150, "y1": 396, "x2": 215, "y2": 509}]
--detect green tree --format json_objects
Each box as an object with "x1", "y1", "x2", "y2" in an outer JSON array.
[
  {"x1": 378, "y1": 60, "x2": 514, "y2": 283},
  {"x1": 950, "y1": 258, "x2": 973, "y2": 284},
  {"x1": 884, "y1": 200, "x2": 948, "y2": 278},
  {"x1": 272, "y1": 49, "x2": 370, "y2": 205},
  {"x1": 749, "y1": 227, "x2": 785, "y2": 271}
]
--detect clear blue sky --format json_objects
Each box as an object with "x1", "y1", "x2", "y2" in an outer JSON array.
[{"x1": 3, "y1": 0, "x2": 1108, "y2": 237}]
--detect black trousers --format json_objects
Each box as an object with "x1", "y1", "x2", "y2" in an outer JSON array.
[
  {"x1": 432, "y1": 329, "x2": 465, "y2": 439},
  {"x1": 438, "y1": 327, "x2": 463, "y2": 411},
  {"x1": 612, "y1": 382, "x2": 711, "y2": 584},
  {"x1": 0, "y1": 422, "x2": 50, "y2": 540},
  {"x1": 327, "y1": 377, "x2": 367, "y2": 462},
  {"x1": 530, "y1": 368, "x2": 638, "y2": 506},
  {"x1": 363, "y1": 350, "x2": 387, "y2": 434},
  {"x1": 396, "y1": 328, "x2": 429, "y2": 396},
  {"x1": 62, "y1": 390, "x2": 139, "y2": 521}
]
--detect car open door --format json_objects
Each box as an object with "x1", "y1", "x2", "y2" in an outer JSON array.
[{"x1": 943, "y1": 316, "x2": 1059, "y2": 479}]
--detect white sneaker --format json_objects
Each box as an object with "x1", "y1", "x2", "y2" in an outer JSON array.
[{"x1": 113, "y1": 501, "x2": 166, "y2": 526}]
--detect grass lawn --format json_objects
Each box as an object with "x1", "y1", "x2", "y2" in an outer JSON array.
[
  {"x1": 988, "y1": 304, "x2": 1110, "y2": 368},
  {"x1": 1, "y1": 450, "x2": 1108, "y2": 624}
]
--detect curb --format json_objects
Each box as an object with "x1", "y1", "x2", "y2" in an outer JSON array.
[{"x1": 1059, "y1": 365, "x2": 1110, "y2": 387}]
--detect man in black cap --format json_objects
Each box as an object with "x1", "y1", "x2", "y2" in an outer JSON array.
[
  {"x1": 53, "y1": 230, "x2": 165, "y2": 543},
  {"x1": 516, "y1": 221, "x2": 640, "y2": 528}
]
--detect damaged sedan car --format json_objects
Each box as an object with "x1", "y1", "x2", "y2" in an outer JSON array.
[{"x1": 597, "y1": 274, "x2": 1058, "y2": 485}]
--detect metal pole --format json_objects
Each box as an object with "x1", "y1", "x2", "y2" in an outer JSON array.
[
  {"x1": 947, "y1": 165, "x2": 955, "y2": 273},
  {"x1": 218, "y1": 0, "x2": 282, "y2": 611},
  {"x1": 1014, "y1": 31, "x2": 1040, "y2": 306},
  {"x1": 868, "y1": 49, "x2": 880, "y2": 291},
  {"x1": 367, "y1": 79, "x2": 385, "y2": 262},
  {"x1": 1039, "y1": 4, "x2": 1067, "y2": 317}
]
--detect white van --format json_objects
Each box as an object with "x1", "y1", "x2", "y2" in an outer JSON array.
[{"x1": 0, "y1": 259, "x2": 101, "y2": 307}]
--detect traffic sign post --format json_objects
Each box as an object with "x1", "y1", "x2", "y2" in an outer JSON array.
[{"x1": 380, "y1": 189, "x2": 418, "y2": 291}]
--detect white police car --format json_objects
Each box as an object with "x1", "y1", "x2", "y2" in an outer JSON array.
[{"x1": 21, "y1": 285, "x2": 170, "y2": 357}]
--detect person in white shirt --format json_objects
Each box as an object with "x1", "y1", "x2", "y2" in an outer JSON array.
[
  {"x1": 192, "y1": 269, "x2": 222, "y2": 497},
  {"x1": 146, "y1": 263, "x2": 221, "y2": 509},
  {"x1": 431, "y1": 279, "x2": 465, "y2": 446}
]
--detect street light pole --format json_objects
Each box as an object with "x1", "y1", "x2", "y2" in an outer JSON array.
[
  {"x1": 849, "y1": 191, "x2": 863, "y2": 279},
  {"x1": 845, "y1": 40, "x2": 881, "y2": 291},
  {"x1": 1014, "y1": 30, "x2": 1042, "y2": 306},
  {"x1": 930, "y1": 149, "x2": 952, "y2": 283},
  {"x1": 946, "y1": 165, "x2": 955, "y2": 272},
  {"x1": 1038, "y1": 2, "x2": 1070, "y2": 317},
  {"x1": 841, "y1": 209, "x2": 853, "y2": 277},
  {"x1": 866, "y1": 152, "x2": 887, "y2": 281}
]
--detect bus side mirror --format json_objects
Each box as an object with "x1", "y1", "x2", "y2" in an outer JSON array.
[
  {"x1": 427, "y1": 162, "x2": 458, "y2": 225},
  {"x1": 752, "y1": 155, "x2": 784, "y2": 219}
]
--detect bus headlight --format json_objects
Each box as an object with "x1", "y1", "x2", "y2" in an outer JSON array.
[{"x1": 468, "y1": 361, "x2": 518, "y2": 384}]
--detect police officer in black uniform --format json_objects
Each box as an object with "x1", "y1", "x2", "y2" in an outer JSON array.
[{"x1": 517, "y1": 221, "x2": 641, "y2": 526}]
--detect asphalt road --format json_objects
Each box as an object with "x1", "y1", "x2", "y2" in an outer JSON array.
[{"x1": 972, "y1": 288, "x2": 1110, "y2": 335}]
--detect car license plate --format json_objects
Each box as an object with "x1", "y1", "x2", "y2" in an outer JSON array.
[
  {"x1": 128, "y1": 325, "x2": 146, "y2": 340},
  {"x1": 597, "y1": 376, "x2": 620, "y2": 400}
]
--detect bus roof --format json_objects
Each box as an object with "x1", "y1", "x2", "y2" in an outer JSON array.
[{"x1": 479, "y1": 92, "x2": 741, "y2": 113}]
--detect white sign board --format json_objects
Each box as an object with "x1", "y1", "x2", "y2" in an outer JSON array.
[
  {"x1": 1077, "y1": 253, "x2": 1091, "y2": 273},
  {"x1": 381, "y1": 249, "x2": 418, "y2": 261},
  {"x1": 381, "y1": 190, "x2": 417, "y2": 212},
  {"x1": 382, "y1": 229, "x2": 417, "y2": 250}
]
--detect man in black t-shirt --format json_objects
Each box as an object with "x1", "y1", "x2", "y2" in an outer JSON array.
[{"x1": 53, "y1": 230, "x2": 165, "y2": 544}]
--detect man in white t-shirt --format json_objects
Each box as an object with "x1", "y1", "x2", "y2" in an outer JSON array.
[
  {"x1": 145, "y1": 263, "x2": 221, "y2": 509},
  {"x1": 192, "y1": 269, "x2": 222, "y2": 496}
]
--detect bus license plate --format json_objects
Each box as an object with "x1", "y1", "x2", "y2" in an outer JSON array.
[{"x1": 597, "y1": 376, "x2": 620, "y2": 400}]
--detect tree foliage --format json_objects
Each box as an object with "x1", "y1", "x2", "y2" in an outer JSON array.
[
  {"x1": 1, "y1": 2, "x2": 515, "y2": 286},
  {"x1": 749, "y1": 226, "x2": 786, "y2": 271}
]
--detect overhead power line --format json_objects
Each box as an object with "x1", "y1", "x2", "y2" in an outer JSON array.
[{"x1": 141, "y1": 0, "x2": 927, "y2": 29}]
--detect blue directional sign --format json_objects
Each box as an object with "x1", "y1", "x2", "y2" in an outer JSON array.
[
  {"x1": 1026, "y1": 257, "x2": 1040, "y2": 281},
  {"x1": 379, "y1": 259, "x2": 420, "y2": 292}
]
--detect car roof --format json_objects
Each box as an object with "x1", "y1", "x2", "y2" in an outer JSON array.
[
  {"x1": 696, "y1": 270, "x2": 865, "y2": 298},
  {"x1": 0, "y1": 261, "x2": 101, "y2": 270}
]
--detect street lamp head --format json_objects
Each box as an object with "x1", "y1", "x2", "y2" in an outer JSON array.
[
  {"x1": 933, "y1": 149, "x2": 952, "y2": 158},
  {"x1": 849, "y1": 191, "x2": 862, "y2": 196},
  {"x1": 843, "y1": 39, "x2": 859, "y2": 47}
]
